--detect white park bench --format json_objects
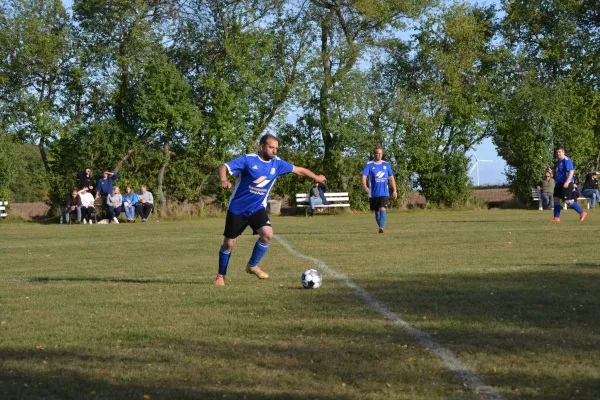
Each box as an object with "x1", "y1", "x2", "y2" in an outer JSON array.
[
  {"x1": 532, "y1": 189, "x2": 590, "y2": 210},
  {"x1": 295, "y1": 192, "x2": 350, "y2": 215},
  {"x1": 0, "y1": 200, "x2": 7, "y2": 219}
]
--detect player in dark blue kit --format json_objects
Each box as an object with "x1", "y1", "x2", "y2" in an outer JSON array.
[
  {"x1": 551, "y1": 147, "x2": 587, "y2": 222},
  {"x1": 361, "y1": 146, "x2": 397, "y2": 233},
  {"x1": 214, "y1": 134, "x2": 327, "y2": 286}
]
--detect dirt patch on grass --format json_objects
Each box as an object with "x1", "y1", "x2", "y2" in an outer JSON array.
[
  {"x1": 10, "y1": 202, "x2": 50, "y2": 218},
  {"x1": 401, "y1": 188, "x2": 513, "y2": 208}
]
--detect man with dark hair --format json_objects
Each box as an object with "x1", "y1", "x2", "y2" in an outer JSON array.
[
  {"x1": 214, "y1": 133, "x2": 326, "y2": 286},
  {"x1": 95, "y1": 170, "x2": 119, "y2": 216},
  {"x1": 64, "y1": 189, "x2": 81, "y2": 224},
  {"x1": 135, "y1": 185, "x2": 154, "y2": 222},
  {"x1": 551, "y1": 147, "x2": 587, "y2": 222},
  {"x1": 361, "y1": 145, "x2": 398, "y2": 233},
  {"x1": 308, "y1": 181, "x2": 331, "y2": 216},
  {"x1": 78, "y1": 168, "x2": 94, "y2": 194},
  {"x1": 582, "y1": 171, "x2": 600, "y2": 208}
]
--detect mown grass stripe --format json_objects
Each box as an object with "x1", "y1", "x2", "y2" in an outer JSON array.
[{"x1": 274, "y1": 233, "x2": 506, "y2": 400}]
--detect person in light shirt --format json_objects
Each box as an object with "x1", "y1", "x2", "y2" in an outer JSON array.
[{"x1": 78, "y1": 188, "x2": 96, "y2": 224}]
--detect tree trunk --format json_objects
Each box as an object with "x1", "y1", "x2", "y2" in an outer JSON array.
[
  {"x1": 38, "y1": 136, "x2": 51, "y2": 174},
  {"x1": 114, "y1": 149, "x2": 134, "y2": 173},
  {"x1": 157, "y1": 130, "x2": 170, "y2": 216}
]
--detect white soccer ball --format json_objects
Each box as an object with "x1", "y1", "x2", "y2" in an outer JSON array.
[{"x1": 301, "y1": 269, "x2": 322, "y2": 289}]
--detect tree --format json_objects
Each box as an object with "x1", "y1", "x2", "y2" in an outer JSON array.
[
  {"x1": 134, "y1": 54, "x2": 198, "y2": 215},
  {"x1": 369, "y1": 3, "x2": 497, "y2": 205},
  {"x1": 0, "y1": 0, "x2": 69, "y2": 173},
  {"x1": 305, "y1": 0, "x2": 432, "y2": 184}
]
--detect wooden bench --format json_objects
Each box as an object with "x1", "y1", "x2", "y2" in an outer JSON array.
[
  {"x1": 532, "y1": 189, "x2": 544, "y2": 210},
  {"x1": 532, "y1": 189, "x2": 591, "y2": 210},
  {"x1": 0, "y1": 200, "x2": 7, "y2": 219},
  {"x1": 295, "y1": 192, "x2": 350, "y2": 214}
]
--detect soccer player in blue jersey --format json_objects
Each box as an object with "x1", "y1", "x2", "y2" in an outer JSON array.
[
  {"x1": 361, "y1": 146, "x2": 397, "y2": 233},
  {"x1": 214, "y1": 134, "x2": 327, "y2": 286},
  {"x1": 551, "y1": 147, "x2": 587, "y2": 222}
]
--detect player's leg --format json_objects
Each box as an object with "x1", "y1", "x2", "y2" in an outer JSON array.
[
  {"x1": 370, "y1": 197, "x2": 381, "y2": 229},
  {"x1": 378, "y1": 197, "x2": 390, "y2": 233},
  {"x1": 246, "y1": 209, "x2": 272, "y2": 279},
  {"x1": 215, "y1": 212, "x2": 246, "y2": 286},
  {"x1": 551, "y1": 185, "x2": 563, "y2": 221},
  {"x1": 563, "y1": 182, "x2": 586, "y2": 219}
]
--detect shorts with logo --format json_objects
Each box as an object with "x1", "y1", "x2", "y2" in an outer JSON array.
[
  {"x1": 223, "y1": 208, "x2": 271, "y2": 239},
  {"x1": 553, "y1": 182, "x2": 573, "y2": 201},
  {"x1": 369, "y1": 196, "x2": 389, "y2": 211}
]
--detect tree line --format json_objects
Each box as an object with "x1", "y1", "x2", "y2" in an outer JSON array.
[{"x1": 1, "y1": 0, "x2": 599, "y2": 212}]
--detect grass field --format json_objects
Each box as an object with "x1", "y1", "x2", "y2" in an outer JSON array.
[{"x1": 1, "y1": 210, "x2": 599, "y2": 399}]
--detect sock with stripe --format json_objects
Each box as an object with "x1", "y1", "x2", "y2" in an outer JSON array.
[
  {"x1": 248, "y1": 240, "x2": 270, "y2": 268},
  {"x1": 218, "y1": 247, "x2": 231, "y2": 275}
]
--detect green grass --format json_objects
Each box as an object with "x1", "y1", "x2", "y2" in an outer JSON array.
[{"x1": 0, "y1": 210, "x2": 599, "y2": 399}]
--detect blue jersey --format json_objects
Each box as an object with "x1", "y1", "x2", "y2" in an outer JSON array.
[
  {"x1": 225, "y1": 153, "x2": 294, "y2": 216},
  {"x1": 555, "y1": 157, "x2": 574, "y2": 183},
  {"x1": 362, "y1": 161, "x2": 393, "y2": 198}
]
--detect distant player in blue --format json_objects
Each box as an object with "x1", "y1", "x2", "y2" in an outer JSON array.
[
  {"x1": 551, "y1": 147, "x2": 587, "y2": 222},
  {"x1": 361, "y1": 146, "x2": 397, "y2": 233},
  {"x1": 214, "y1": 134, "x2": 327, "y2": 286}
]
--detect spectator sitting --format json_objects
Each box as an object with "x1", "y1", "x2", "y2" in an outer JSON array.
[
  {"x1": 78, "y1": 188, "x2": 95, "y2": 224},
  {"x1": 571, "y1": 183, "x2": 581, "y2": 201},
  {"x1": 78, "y1": 168, "x2": 94, "y2": 194},
  {"x1": 95, "y1": 170, "x2": 119, "y2": 216},
  {"x1": 307, "y1": 181, "x2": 331, "y2": 216},
  {"x1": 107, "y1": 186, "x2": 123, "y2": 224},
  {"x1": 122, "y1": 186, "x2": 138, "y2": 222},
  {"x1": 536, "y1": 171, "x2": 555, "y2": 210},
  {"x1": 136, "y1": 185, "x2": 154, "y2": 222},
  {"x1": 64, "y1": 189, "x2": 81, "y2": 224},
  {"x1": 582, "y1": 171, "x2": 600, "y2": 208}
]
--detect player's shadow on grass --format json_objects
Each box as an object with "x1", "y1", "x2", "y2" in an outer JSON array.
[
  {"x1": 0, "y1": 365, "x2": 344, "y2": 400},
  {"x1": 28, "y1": 276, "x2": 197, "y2": 284},
  {"x1": 360, "y1": 267, "x2": 598, "y2": 332}
]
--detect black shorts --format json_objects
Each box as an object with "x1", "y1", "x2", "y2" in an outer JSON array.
[
  {"x1": 553, "y1": 182, "x2": 573, "y2": 201},
  {"x1": 223, "y1": 208, "x2": 271, "y2": 239},
  {"x1": 369, "y1": 196, "x2": 389, "y2": 211}
]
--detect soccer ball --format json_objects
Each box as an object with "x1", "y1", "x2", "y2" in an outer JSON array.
[{"x1": 301, "y1": 269, "x2": 322, "y2": 289}]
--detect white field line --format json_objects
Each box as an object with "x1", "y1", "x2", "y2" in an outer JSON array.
[{"x1": 274, "y1": 234, "x2": 505, "y2": 400}]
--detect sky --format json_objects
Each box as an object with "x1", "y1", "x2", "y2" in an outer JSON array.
[{"x1": 60, "y1": 0, "x2": 507, "y2": 185}]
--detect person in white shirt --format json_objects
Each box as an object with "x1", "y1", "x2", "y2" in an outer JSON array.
[{"x1": 78, "y1": 188, "x2": 96, "y2": 224}]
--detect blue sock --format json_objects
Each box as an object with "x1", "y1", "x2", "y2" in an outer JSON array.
[
  {"x1": 218, "y1": 247, "x2": 231, "y2": 275},
  {"x1": 375, "y1": 212, "x2": 381, "y2": 227},
  {"x1": 553, "y1": 204, "x2": 561, "y2": 218},
  {"x1": 248, "y1": 240, "x2": 269, "y2": 267},
  {"x1": 571, "y1": 202, "x2": 583, "y2": 214},
  {"x1": 380, "y1": 210, "x2": 387, "y2": 228}
]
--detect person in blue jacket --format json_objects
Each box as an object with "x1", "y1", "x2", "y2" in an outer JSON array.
[
  {"x1": 95, "y1": 170, "x2": 119, "y2": 215},
  {"x1": 122, "y1": 185, "x2": 138, "y2": 222}
]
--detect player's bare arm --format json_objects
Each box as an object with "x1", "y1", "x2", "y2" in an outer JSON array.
[
  {"x1": 218, "y1": 164, "x2": 232, "y2": 189},
  {"x1": 293, "y1": 166, "x2": 326, "y2": 183},
  {"x1": 361, "y1": 175, "x2": 370, "y2": 194},
  {"x1": 389, "y1": 175, "x2": 398, "y2": 200}
]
